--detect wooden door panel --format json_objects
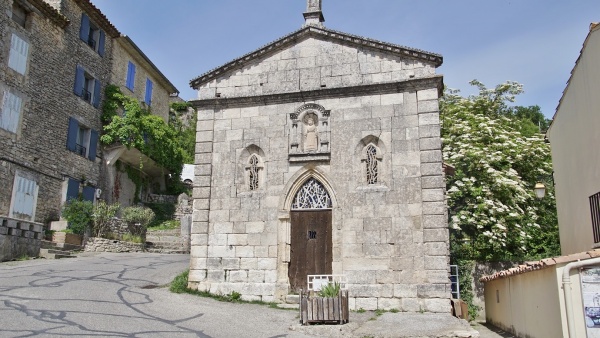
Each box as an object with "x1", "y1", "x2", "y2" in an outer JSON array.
[{"x1": 289, "y1": 210, "x2": 332, "y2": 291}]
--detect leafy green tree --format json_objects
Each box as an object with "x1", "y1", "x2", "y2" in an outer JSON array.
[
  {"x1": 100, "y1": 85, "x2": 186, "y2": 176},
  {"x1": 441, "y1": 81, "x2": 559, "y2": 262},
  {"x1": 169, "y1": 102, "x2": 196, "y2": 164}
]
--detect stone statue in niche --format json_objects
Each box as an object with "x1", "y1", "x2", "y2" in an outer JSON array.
[{"x1": 303, "y1": 114, "x2": 319, "y2": 153}]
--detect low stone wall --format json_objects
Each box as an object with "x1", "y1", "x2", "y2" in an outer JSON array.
[
  {"x1": 84, "y1": 237, "x2": 144, "y2": 253},
  {"x1": 0, "y1": 216, "x2": 43, "y2": 261}
]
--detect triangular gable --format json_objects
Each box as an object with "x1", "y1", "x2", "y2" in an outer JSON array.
[{"x1": 190, "y1": 25, "x2": 442, "y2": 89}]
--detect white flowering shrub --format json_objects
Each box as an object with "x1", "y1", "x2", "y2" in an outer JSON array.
[{"x1": 442, "y1": 81, "x2": 559, "y2": 261}]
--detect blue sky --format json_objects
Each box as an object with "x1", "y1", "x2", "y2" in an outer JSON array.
[{"x1": 91, "y1": 0, "x2": 600, "y2": 118}]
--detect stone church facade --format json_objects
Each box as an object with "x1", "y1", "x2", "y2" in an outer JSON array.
[{"x1": 188, "y1": 1, "x2": 450, "y2": 312}]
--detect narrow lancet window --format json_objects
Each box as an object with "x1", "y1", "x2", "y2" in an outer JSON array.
[
  {"x1": 249, "y1": 155, "x2": 259, "y2": 190},
  {"x1": 366, "y1": 144, "x2": 378, "y2": 184}
]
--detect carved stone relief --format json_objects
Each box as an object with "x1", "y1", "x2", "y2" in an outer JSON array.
[{"x1": 288, "y1": 103, "x2": 330, "y2": 161}]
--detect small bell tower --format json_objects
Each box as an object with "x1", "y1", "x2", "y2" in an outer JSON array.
[{"x1": 303, "y1": 0, "x2": 325, "y2": 27}]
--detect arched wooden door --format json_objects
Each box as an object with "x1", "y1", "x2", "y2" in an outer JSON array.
[{"x1": 288, "y1": 178, "x2": 332, "y2": 292}]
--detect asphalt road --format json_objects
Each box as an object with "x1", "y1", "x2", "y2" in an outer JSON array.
[
  {"x1": 0, "y1": 253, "x2": 310, "y2": 338},
  {"x1": 0, "y1": 252, "x2": 493, "y2": 338}
]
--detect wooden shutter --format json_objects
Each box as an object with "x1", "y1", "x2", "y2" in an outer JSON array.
[
  {"x1": 66, "y1": 117, "x2": 78, "y2": 151},
  {"x1": 66, "y1": 178, "x2": 79, "y2": 201},
  {"x1": 8, "y1": 34, "x2": 29, "y2": 75},
  {"x1": 145, "y1": 78, "x2": 153, "y2": 105},
  {"x1": 88, "y1": 129, "x2": 98, "y2": 161},
  {"x1": 126, "y1": 62, "x2": 136, "y2": 91},
  {"x1": 82, "y1": 185, "x2": 95, "y2": 202},
  {"x1": 79, "y1": 13, "x2": 90, "y2": 42},
  {"x1": 73, "y1": 65, "x2": 84, "y2": 97},
  {"x1": 92, "y1": 79, "x2": 101, "y2": 108},
  {"x1": 98, "y1": 30, "x2": 105, "y2": 56},
  {"x1": 0, "y1": 91, "x2": 22, "y2": 133},
  {"x1": 11, "y1": 175, "x2": 37, "y2": 220}
]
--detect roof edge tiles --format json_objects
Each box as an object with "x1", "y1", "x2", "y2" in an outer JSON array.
[
  {"x1": 480, "y1": 249, "x2": 600, "y2": 283},
  {"x1": 74, "y1": 0, "x2": 120, "y2": 37},
  {"x1": 189, "y1": 25, "x2": 443, "y2": 89},
  {"x1": 27, "y1": 0, "x2": 69, "y2": 28}
]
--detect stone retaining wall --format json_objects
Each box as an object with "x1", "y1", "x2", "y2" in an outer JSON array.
[
  {"x1": 84, "y1": 237, "x2": 144, "y2": 253},
  {"x1": 0, "y1": 216, "x2": 43, "y2": 261}
]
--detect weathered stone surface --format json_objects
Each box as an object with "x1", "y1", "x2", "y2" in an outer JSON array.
[{"x1": 188, "y1": 15, "x2": 448, "y2": 311}]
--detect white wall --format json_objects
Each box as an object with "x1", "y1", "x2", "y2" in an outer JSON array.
[{"x1": 548, "y1": 27, "x2": 600, "y2": 255}]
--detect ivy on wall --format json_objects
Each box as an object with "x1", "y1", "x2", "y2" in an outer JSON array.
[{"x1": 100, "y1": 85, "x2": 186, "y2": 176}]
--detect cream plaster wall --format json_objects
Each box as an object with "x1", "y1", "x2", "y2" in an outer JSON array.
[
  {"x1": 484, "y1": 264, "x2": 595, "y2": 338},
  {"x1": 547, "y1": 27, "x2": 600, "y2": 255}
]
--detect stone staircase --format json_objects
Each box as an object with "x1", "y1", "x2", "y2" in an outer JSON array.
[
  {"x1": 145, "y1": 229, "x2": 189, "y2": 254},
  {"x1": 39, "y1": 240, "x2": 81, "y2": 259}
]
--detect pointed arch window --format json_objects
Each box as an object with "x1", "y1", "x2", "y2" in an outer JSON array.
[{"x1": 292, "y1": 178, "x2": 332, "y2": 209}]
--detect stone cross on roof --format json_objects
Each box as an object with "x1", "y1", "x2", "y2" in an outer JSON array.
[{"x1": 303, "y1": 0, "x2": 325, "y2": 27}]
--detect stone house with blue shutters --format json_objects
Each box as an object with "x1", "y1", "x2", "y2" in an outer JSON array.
[{"x1": 0, "y1": 0, "x2": 178, "y2": 261}]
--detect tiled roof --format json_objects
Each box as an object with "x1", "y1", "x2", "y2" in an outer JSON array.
[
  {"x1": 75, "y1": 0, "x2": 120, "y2": 37},
  {"x1": 29, "y1": 0, "x2": 69, "y2": 28},
  {"x1": 190, "y1": 25, "x2": 443, "y2": 89},
  {"x1": 480, "y1": 249, "x2": 600, "y2": 282}
]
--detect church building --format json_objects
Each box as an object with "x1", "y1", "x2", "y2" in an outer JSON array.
[{"x1": 188, "y1": 1, "x2": 450, "y2": 312}]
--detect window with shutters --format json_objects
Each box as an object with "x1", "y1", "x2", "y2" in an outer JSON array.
[
  {"x1": 126, "y1": 61, "x2": 136, "y2": 91},
  {"x1": 66, "y1": 117, "x2": 98, "y2": 161},
  {"x1": 11, "y1": 2, "x2": 28, "y2": 28},
  {"x1": 9, "y1": 172, "x2": 38, "y2": 221},
  {"x1": 144, "y1": 78, "x2": 153, "y2": 106},
  {"x1": 65, "y1": 178, "x2": 95, "y2": 203},
  {"x1": 0, "y1": 90, "x2": 23, "y2": 133},
  {"x1": 74, "y1": 65, "x2": 101, "y2": 107},
  {"x1": 8, "y1": 33, "x2": 29, "y2": 75},
  {"x1": 79, "y1": 13, "x2": 105, "y2": 56}
]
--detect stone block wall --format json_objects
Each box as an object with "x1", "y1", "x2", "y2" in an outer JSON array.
[
  {"x1": 196, "y1": 37, "x2": 436, "y2": 100},
  {"x1": 189, "y1": 86, "x2": 449, "y2": 311},
  {"x1": 0, "y1": 216, "x2": 43, "y2": 261},
  {"x1": 0, "y1": 0, "x2": 114, "y2": 224},
  {"x1": 111, "y1": 38, "x2": 173, "y2": 122}
]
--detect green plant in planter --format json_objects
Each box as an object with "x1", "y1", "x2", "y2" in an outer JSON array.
[
  {"x1": 318, "y1": 282, "x2": 341, "y2": 298},
  {"x1": 122, "y1": 206, "x2": 155, "y2": 237},
  {"x1": 92, "y1": 201, "x2": 120, "y2": 237},
  {"x1": 61, "y1": 199, "x2": 93, "y2": 235}
]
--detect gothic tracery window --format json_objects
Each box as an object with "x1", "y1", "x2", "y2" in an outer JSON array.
[
  {"x1": 366, "y1": 144, "x2": 378, "y2": 184},
  {"x1": 248, "y1": 155, "x2": 259, "y2": 190},
  {"x1": 292, "y1": 178, "x2": 332, "y2": 209}
]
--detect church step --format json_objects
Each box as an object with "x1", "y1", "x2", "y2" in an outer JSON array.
[
  {"x1": 146, "y1": 229, "x2": 181, "y2": 236},
  {"x1": 277, "y1": 303, "x2": 299, "y2": 310},
  {"x1": 39, "y1": 248, "x2": 75, "y2": 259},
  {"x1": 286, "y1": 294, "x2": 300, "y2": 304},
  {"x1": 145, "y1": 236, "x2": 183, "y2": 243}
]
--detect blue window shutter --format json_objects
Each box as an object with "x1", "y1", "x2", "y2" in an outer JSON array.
[
  {"x1": 66, "y1": 178, "x2": 80, "y2": 201},
  {"x1": 126, "y1": 61, "x2": 136, "y2": 91},
  {"x1": 98, "y1": 30, "x2": 105, "y2": 56},
  {"x1": 73, "y1": 65, "x2": 84, "y2": 97},
  {"x1": 92, "y1": 79, "x2": 101, "y2": 108},
  {"x1": 66, "y1": 117, "x2": 78, "y2": 151},
  {"x1": 145, "y1": 78, "x2": 153, "y2": 105},
  {"x1": 88, "y1": 129, "x2": 98, "y2": 161},
  {"x1": 79, "y1": 14, "x2": 90, "y2": 42},
  {"x1": 82, "y1": 185, "x2": 95, "y2": 202}
]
